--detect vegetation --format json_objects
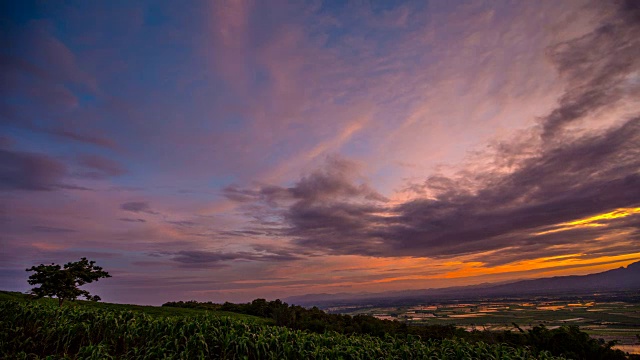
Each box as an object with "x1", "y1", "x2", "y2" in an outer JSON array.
[
  {"x1": 1, "y1": 300, "x2": 564, "y2": 359},
  {"x1": 1, "y1": 290, "x2": 633, "y2": 359},
  {"x1": 164, "y1": 299, "x2": 632, "y2": 360},
  {"x1": 0, "y1": 291, "x2": 269, "y2": 323},
  {"x1": 26, "y1": 258, "x2": 111, "y2": 307}
]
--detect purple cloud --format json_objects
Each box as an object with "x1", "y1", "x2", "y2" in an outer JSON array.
[
  {"x1": 120, "y1": 201, "x2": 157, "y2": 214},
  {"x1": 226, "y1": 2, "x2": 640, "y2": 263},
  {"x1": 77, "y1": 154, "x2": 126, "y2": 179},
  {"x1": 0, "y1": 149, "x2": 67, "y2": 191}
]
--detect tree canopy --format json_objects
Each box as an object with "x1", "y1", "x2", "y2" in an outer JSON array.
[{"x1": 26, "y1": 257, "x2": 111, "y2": 306}]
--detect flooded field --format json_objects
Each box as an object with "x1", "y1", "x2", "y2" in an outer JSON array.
[{"x1": 342, "y1": 300, "x2": 640, "y2": 354}]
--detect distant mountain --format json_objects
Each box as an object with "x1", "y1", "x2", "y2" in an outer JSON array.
[{"x1": 285, "y1": 261, "x2": 640, "y2": 307}]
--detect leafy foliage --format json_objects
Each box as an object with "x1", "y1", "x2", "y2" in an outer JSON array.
[
  {"x1": 494, "y1": 324, "x2": 629, "y2": 360},
  {"x1": 26, "y1": 257, "x2": 111, "y2": 306},
  {"x1": 164, "y1": 299, "x2": 631, "y2": 360},
  {"x1": 0, "y1": 300, "x2": 565, "y2": 359}
]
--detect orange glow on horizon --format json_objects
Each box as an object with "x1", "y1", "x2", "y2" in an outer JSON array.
[{"x1": 441, "y1": 253, "x2": 640, "y2": 279}]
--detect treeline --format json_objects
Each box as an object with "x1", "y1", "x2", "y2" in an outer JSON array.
[
  {"x1": 163, "y1": 299, "x2": 633, "y2": 360},
  {"x1": 164, "y1": 299, "x2": 410, "y2": 336}
]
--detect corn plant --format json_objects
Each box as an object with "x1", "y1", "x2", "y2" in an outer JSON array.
[{"x1": 1, "y1": 301, "x2": 566, "y2": 359}]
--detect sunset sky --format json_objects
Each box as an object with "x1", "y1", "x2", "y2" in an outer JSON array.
[{"x1": 1, "y1": 0, "x2": 639, "y2": 305}]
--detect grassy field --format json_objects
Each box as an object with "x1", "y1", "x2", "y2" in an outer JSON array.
[
  {"x1": 0, "y1": 295, "x2": 566, "y2": 359},
  {"x1": 0, "y1": 291, "x2": 270, "y2": 324}
]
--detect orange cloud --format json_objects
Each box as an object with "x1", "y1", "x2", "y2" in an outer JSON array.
[{"x1": 535, "y1": 207, "x2": 640, "y2": 236}]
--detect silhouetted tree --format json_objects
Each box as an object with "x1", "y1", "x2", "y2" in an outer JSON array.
[{"x1": 26, "y1": 257, "x2": 111, "y2": 307}]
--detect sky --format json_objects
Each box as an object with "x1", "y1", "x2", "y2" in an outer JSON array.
[{"x1": 1, "y1": 0, "x2": 639, "y2": 305}]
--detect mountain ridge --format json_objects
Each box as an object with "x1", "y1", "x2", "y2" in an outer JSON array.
[{"x1": 285, "y1": 261, "x2": 640, "y2": 307}]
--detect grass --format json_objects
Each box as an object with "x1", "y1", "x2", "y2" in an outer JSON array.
[
  {"x1": 0, "y1": 290, "x2": 272, "y2": 324},
  {"x1": 0, "y1": 299, "x2": 566, "y2": 359}
]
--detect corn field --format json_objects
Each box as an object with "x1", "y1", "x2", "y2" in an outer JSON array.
[{"x1": 1, "y1": 301, "x2": 566, "y2": 360}]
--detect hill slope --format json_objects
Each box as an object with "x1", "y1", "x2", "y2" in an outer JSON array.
[
  {"x1": 0, "y1": 300, "x2": 567, "y2": 359},
  {"x1": 0, "y1": 290, "x2": 269, "y2": 323}
]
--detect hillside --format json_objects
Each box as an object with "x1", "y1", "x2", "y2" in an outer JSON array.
[
  {"x1": 3, "y1": 290, "x2": 634, "y2": 359},
  {"x1": 0, "y1": 299, "x2": 567, "y2": 360},
  {"x1": 0, "y1": 290, "x2": 268, "y2": 323}
]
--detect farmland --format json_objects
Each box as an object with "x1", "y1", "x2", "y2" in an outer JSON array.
[
  {"x1": 331, "y1": 299, "x2": 640, "y2": 355},
  {"x1": 0, "y1": 298, "x2": 565, "y2": 360}
]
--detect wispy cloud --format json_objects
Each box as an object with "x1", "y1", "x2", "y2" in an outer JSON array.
[
  {"x1": 227, "y1": 0, "x2": 640, "y2": 267},
  {"x1": 77, "y1": 154, "x2": 126, "y2": 179},
  {"x1": 0, "y1": 149, "x2": 67, "y2": 191},
  {"x1": 120, "y1": 201, "x2": 158, "y2": 214}
]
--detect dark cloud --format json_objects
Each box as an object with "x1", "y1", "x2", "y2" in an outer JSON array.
[
  {"x1": 371, "y1": 118, "x2": 640, "y2": 255},
  {"x1": 171, "y1": 251, "x2": 238, "y2": 268},
  {"x1": 0, "y1": 53, "x2": 50, "y2": 85},
  {"x1": 225, "y1": 2, "x2": 640, "y2": 265},
  {"x1": 57, "y1": 184, "x2": 93, "y2": 191},
  {"x1": 218, "y1": 229, "x2": 268, "y2": 238},
  {"x1": 0, "y1": 25, "x2": 114, "y2": 151},
  {"x1": 165, "y1": 249, "x2": 300, "y2": 269},
  {"x1": 49, "y1": 129, "x2": 117, "y2": 149},
  {"x1": 224, "y1": 156, "x2": 388, "y2": 206},
  {"x1": 31, "y1": 225, "x2": 76, "y2": 233},
  {"x1": 119, "y1": 218, "x2": 146, "y2": 223},
  {"x1": 289, "y1": 156, "x2": 388, "y2": 202},
  {"x1": 0, "y1": 149, "x2": 67, "y2": 191},
  {"x1": 120, "y1": 201, "x2": 157, "y2": 214},
  {"x1": 360, "y1": 118, "x2": 637, "y2": 259},
  {"x1": 224, "y1": 156, "x2": 389, "y2": 253},
  {"x1": 288, "y1": 201, "x2": 386, "y2": 255},
  {"x1": 0, "y1": 135, "x2": 13, "y2": 148},
  {"x1": 166, "y1": 220, "x2": 197, "y2": 227},
  {"x1": 77, "y1": 154, "x2": 126, "y2": 179},
  {"x1": 222, "y1": 185, "x2": 263, "y2": 203},
  {"x1": 540, "y1": 0, "x2": 640, "y2": 140}
]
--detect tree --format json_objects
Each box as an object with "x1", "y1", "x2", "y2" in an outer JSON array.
[{"x1": 26, "y1": 257, "x2": 111, "y2": 307}]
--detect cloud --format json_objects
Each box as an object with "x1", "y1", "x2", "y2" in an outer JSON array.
[
  {"x1": 0, "y1": 135, "x2": 13, "y2": 148},
  {"x1": 120, "y1": 201, "x2": 157, "y2": 214},
  {"x1": 0, "y1": 17, "x2": 118, "y2": 159},
  {"x1": 540, "y1": 0, "x2": 640, "y2": 140},
  {"x1": 76, "y1": 154, "x2": 126, "y2": 179},
  {"x1": 20, "y1": 19, "x2": 97, "y2": 91},
  {"x1": 225, "y1": 156, "x2": 393, "y2": 254},
  {"x1": 48, "y1": 129, "x2": 118, "y2": 149},
  {"x1": 207, "y1": 0, "x2": 252, "y2": 93},
  {"x1": 30, "y1": 225, "x2": 76, "y2": 233},
  {"x1": 0, "y1": 149, "x2": 67, "y2": 191},
  {"x1": 284, "y1": 117, "x2": 639, "y2": 259},
  {"x1": 224, "y1": 156, "x2": 388, "y2": 205},
  {"x1": 166, "y1": 220, "x2": 197, "y2": 227},
  {"x1": 223, "y1": 1, "x2": 640, "y2": 265},
  {"x1": 164, "y1": 249, "x2": 299, "y2": 269},
  {"x1": 118, "y1": 218, "x2": 146, "y2": 223}
]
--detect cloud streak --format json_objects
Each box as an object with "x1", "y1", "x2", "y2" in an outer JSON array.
[
  {"x1": 120, "y1": 201, "x2": 158, "y2": 215},
  {"x1": 0, "y1": 149, "x2": 67, "y2": 191}
]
